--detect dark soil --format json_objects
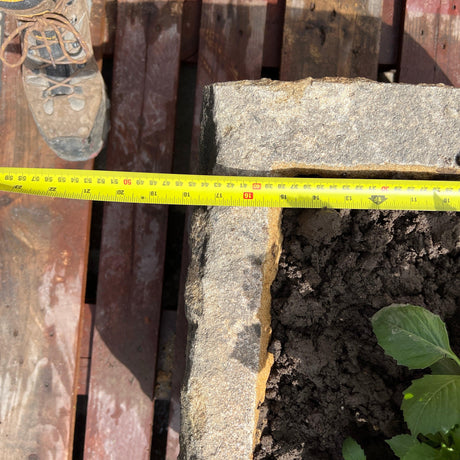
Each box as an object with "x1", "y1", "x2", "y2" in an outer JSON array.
[{"x1": 254, "y1": 209, "x2": 460, "y2": 460}]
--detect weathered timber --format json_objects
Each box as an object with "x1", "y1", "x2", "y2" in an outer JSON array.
[
  {"x1": 399, "y1": 0, "x2": 459, "y2": 86},
  {"x1": 263, "y1": 0, "x2": 285, "y2": 68},
  {"x1": 180, "y1": 0, "x2": 202, "y2": 62},
  {"x1": 77, "y1": 304, "x2": 95, "y2": 395},
  {"x1": 84, "y1": 2, "x2": 183, "y2": 459},
  {"x1": 281, "y1": 0, "x2": 383, "y2": 80},
  {"x1": 190, "y1": 0, "x2": 267, "y2": 164},
  {"x1": 89, "y1": 0, "x2": 109, "y2": 65},
  {"x1": 379, "y1": 0, "x2": 404, "y2": 66},
  {"x1": 0, "y1": 15, "x2": 92, "y2": 459}
]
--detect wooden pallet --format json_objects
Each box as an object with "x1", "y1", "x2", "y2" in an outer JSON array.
[{"x1": 0, "y1": 0, "x2": 458, "y2": 458}]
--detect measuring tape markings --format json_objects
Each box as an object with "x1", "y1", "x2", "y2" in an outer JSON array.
[{"x1": 0, "y1": 167, "x2": 459, "y2": 211}]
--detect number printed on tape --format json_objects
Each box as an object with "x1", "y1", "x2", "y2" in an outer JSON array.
[{"x1": 0, "y1": 167, "x2": 458, "y2": 212}]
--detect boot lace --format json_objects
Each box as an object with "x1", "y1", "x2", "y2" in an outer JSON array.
[{"x1": 0, "y1": 0, "x2": 91, "y2": 68}]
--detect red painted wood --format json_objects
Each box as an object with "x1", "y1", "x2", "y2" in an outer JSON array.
[
  {"x1": 180, "y1": 0, "x2": 202, "y2": 62},
  {"x1": 0, "y1": 14, "x2": 92, "y2": 459},
  {"x1": 379, "y1": 0, "x2": 403, "y2": 66},
  {"x1": 263, "y1": 0, "x2": 285, "y2": 68},
  {"x1": 406, "y1": 0, "x2": 459, "y2": 15},
  {"x1": 400, "y1": 0, "x2": 459, "y2": 86},
  {"x1": 84, "y1": 2, "x2": 183, "y2": 458}
]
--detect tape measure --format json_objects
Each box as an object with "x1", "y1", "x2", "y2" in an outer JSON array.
[{"x1": 0, "y1": 167, "x2": 459, "y2": 211}]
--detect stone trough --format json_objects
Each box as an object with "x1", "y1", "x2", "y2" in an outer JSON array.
[{"x1": 179, "y1": 78, "x2": 460, "y2": 459}]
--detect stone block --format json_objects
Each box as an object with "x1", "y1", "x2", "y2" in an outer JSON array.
[{"x1": 180, "y1": 78, "x2": 460, "y2": 459}]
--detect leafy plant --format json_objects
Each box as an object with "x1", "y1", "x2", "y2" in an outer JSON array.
[
  {"x1": 342, "y1": 304, "x2": 460, "y2": 460},
  {"x1": 342, "y1": 436, "x2": 366, "y2": 460}
]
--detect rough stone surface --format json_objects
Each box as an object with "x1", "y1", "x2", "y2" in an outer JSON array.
[
  {"x1": 181, "y1": 206, "x2": 281, "y2": 459},
  {"x1": 180, "y1": 78, "x2": 460, "y2": 460},
  {"x1": 199, "y1": 78, "x2": 460, "y2": 177}
]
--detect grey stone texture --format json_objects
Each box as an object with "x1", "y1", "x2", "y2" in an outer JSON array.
[
  {"x1": 180, "y1": 78, "x2": 460, "y2": 460},
  {"x1": 199, "y1": 78, "x2": 460, "y2": 177}
]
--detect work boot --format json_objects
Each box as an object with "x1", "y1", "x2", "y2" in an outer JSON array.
[{"x1": 0, "y1": 0, "x2": 109, "y2": 161}]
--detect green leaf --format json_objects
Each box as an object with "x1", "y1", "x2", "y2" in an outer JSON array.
[
  {"x1": 402, "y1": 442, "x2": 439, "y2": 460},
  {"x1": 386, "y1": 434, "x2": 418, "y2": 457},
  {"x1": 371, "y1": 304, "x2": 460, "y2": 369},
  {"x1": 436, "y1": 445, "x2": 460, "y2": 460},
  {"x1": 431, "y1": 358, "x2": 460, "y2": 376},
  {"x1": 402, "y1": 375, "x2": 460, "y2": 435},
  {"x1": 450, "y1": 425, "x2": 460, "y2": 450},
  {"x1": 342, "y1": 437, "x2": 366, "y2": 460}
]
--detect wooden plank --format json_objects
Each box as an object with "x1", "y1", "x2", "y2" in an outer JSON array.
[
  {"x1": 195, "y1": 0, "x2": 267, "y2": 91},
  {"x1": 83, "y1": 2, "x2": 183, "y2": 458},
  {"x1": 379, "y1": 0, "x2": 403, "y2": 66},
  {"x1": 77, "y1": 304, "x2": 95, "y2": 395},
  {"x1": 399, "y1": 0, "x2": 459, "y2": 86},
  {"x1": 89, "y1": 0, "x2": 117, "y2": 59},
  {"x1": 153, "y1": 311, "x2": 177, "y2": 402},
  {"x1": 190, "y1": 0, "x2": 267, "y2": 165},
  {"x1": 263, "y1": 0, "x2": 285, "y2": 68},
  {"x1": 281, "y1": 0, "x2": 383, "y2": 80},
  {"x1": 0, "y1": 14, "x2": 92, "y2": 459},
  {"x1": 89, "y1": 0, "x2": 109, "y2": 65},
  {"x1": 102, "y1": 0, "x2": 118, "y2": 57},
  {"x1": 180, "y1": 0, "x2": 202, "y2": 62}
]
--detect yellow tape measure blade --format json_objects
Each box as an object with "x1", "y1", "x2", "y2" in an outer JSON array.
[{"x1": 0, "y1": 167, "x2": 458, "y2": 211}]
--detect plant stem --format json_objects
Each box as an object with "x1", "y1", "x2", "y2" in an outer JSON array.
[{"x1": 448, "y1": 352, "x2": 460, "y2": 370}]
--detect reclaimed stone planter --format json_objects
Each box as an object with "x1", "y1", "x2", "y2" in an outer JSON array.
[{"x1": 179, "y1": 78, "x2": 460, "y2": 459}]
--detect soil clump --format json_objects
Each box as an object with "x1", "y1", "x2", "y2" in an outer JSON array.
[{"x1": 254, "y1": 209, "x2": 460, "y2": 459}]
